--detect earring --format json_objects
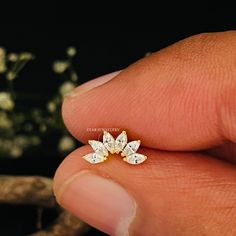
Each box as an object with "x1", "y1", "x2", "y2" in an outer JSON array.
[{"x1": 83, "y1": 130, "x2": 147, "y2": 165}]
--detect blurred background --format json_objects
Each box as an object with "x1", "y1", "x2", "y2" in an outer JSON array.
[{"x1": 0, "y1": 11, "x2": 235, "y2": 236}]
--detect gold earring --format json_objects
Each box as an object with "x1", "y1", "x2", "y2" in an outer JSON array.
[{"x1": 83, "y1": 130, "x2": 147, "y2": 165}]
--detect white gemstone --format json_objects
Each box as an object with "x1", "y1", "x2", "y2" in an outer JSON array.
[
  {"x1": 88, "y1": 140, "x2": 108, "y2": 157},
  {"x1": 103, "y1": 131, "x2": 115, "y2": 154},
  {"x1": 114, "y1": 131, "x2": 127, "y2": 153},
  {"x1": 124, "y1": 153, "x2": 147, "y2": 165},
  {"x1": 122, "y1": 140, "x2": 140, "y2": 157},
  {"x1": 83, "y1": 153, "x2": 106, "y2": 164}
]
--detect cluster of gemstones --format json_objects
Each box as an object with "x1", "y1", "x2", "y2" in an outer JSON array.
[{"x1": 83, "y1": 131, "x2": 147, "y2": 165}]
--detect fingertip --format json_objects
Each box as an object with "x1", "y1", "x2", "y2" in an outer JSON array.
[{"x1": 66, "y1": 70, "x2": 122, "y2": 98}]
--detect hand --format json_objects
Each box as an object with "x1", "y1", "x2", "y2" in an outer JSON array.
[{"x1": 53, "y1": 31, "x2": 236, "y2": 236}]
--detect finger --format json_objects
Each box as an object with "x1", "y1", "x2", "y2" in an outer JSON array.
[
  {"x1": 71, "y1": 70, "x2": 121, "y2": 96},
  {"x1": 54, "y1": 148, "x2": 236, "y2": 235},
  {"x1": 63, "y1": 31, "x2": 236, "y2": 151},
  {"x1": 207, "y1": 141, "x2": 236, "y2": 163}
]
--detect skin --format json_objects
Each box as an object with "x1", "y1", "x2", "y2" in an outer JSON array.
[{"x1": 53, "y1": 31, "x2": 236, "y2": 235}]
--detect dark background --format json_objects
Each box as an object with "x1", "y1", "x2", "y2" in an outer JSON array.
[{"x1": 0, "y1": 10, "x2": 236, "y2": 235}]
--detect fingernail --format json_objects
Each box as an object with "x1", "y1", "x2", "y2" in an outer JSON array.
[
  {"x1": 67, "y1": 70, "x2": 121, "y2": 98},
  {"x1": 57, "y1": 171, "x2": 136, "y2": 236}
]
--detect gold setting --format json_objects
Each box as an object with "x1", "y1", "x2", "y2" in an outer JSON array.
[{"x1": 82, "y1": 130, "x2": 147, "y2": 165}]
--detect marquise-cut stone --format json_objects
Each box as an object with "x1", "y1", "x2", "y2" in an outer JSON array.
[
  {"x1": 115, "y1": 131, "x2": 127, "y2": 153},
  {"x1": 89, "y1": 140, "x2": 108, "y2": 157},
  {"x1": 83, "y1": 153, "x2": 105, "y2": 164},
  {"x1": 125, "y1": 153, "x2": 147, "y2": 165},
  {"x1": 103, "y1": 131, "x2": 115, "y2": 154},
  {"x1": 122, "y1": 140, "x2": 140, "y2": 157}
]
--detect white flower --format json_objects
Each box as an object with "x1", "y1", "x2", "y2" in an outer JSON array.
[
  {"x1": 0, "y1": 112, "x2": 12, "y2": 129},
  {"x1": 59, "y1": 81, "x2": 75, "y2": 96},
  {"x1": 58, "y1": 135, "x2": 76, "y2": 152},
  {"x1": 6, "y1": 71, "x2": 16, "y2": 81},
  {"x1": 19, "y1": 52, "x2": 34, "y2": 61},
  {"x1": 0, "y1": 47, "x2": 6, "y2": 73},
  {"x1": 71, "y1": 72, "x2": 78, "y2": 82},
  {"x1": 10, "y1": 146, "x2": 23, "y2": 158},
  {"x1": 53, "y1": 61, "x2": 69, "y2": 74},
  {"x1": 67, "y1": 47, "x2": 77, "y2": 57},
  {"x1": 0, "y1": 92, "x2": 14, "y2": 111},
  {"x1": 14, "y1": 135, "x2": 29, "y2": 148},
  {"x1": 0, "y1": 48, "x2": 5, "y2": 57},
  {"x1": 47, "y1": 101, "x2": 57, "y2": 113},
  {"x1": 8, "y1": 53, "x2": 18, "y2": 62}
]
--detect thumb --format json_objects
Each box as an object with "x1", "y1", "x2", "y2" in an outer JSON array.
[{"x1": 53, "y1": 146, "x2": 236, "y2": 235}]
